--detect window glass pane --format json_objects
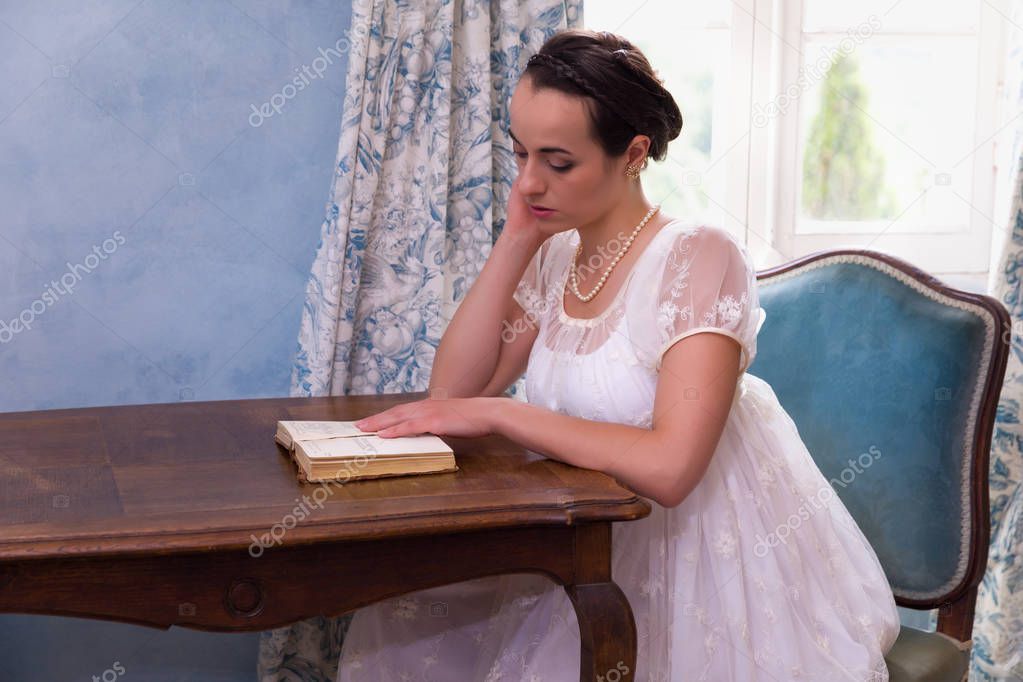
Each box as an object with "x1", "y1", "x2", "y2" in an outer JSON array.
[
  {"x1": 585, "y1": 2, "x2": 731, "y2": 225},
  {"x1": 803, "y1": 0, "x2": 979, "y2": 34},
  {"x1": 586, "y1": 0, "x2": 730, "y2": 31},
  {"x1": 797, "y1": 36, "x2": 977, "y2": 233}
]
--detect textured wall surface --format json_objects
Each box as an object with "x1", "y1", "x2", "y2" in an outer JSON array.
[{"x1": 0, "y1": 1, "x2": 352, "y2": 678}]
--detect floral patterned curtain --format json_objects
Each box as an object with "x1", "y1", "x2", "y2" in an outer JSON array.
[
  {"x1": 257, "y1": 1, "x2": 583, "y2": 679},
  {"x1": 973, "y1": 3, "x2": 1023, "y2": 678}
]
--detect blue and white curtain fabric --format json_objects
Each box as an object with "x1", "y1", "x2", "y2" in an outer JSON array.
[
  {"x1": 978, "y1": 180, "x2": 1023, "y2": 679},
  {"x1": 975, "y1": 2, "x2": 1023, "y2": 677},
  {"x1": 257, "y1": 1, "x2": 583, "y2": 680},
  {"x1": 978, "y1": 201, "x2": 1023, "y2": 666}
]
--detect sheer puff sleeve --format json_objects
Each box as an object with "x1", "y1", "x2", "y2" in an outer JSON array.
[
  {"x1": 635, "y1": 225, "x2": 766, "y2": 374},
  {"x1": 511, "y1": 235, "x2": 558, "y2": 319}
]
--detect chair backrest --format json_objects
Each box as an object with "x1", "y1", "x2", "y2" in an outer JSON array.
[{"x1": 749, "y1": 249, "x2": 1009, "y2": 639}]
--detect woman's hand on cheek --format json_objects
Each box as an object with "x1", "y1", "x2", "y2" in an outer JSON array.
[
  {"x1": 504, "y1": 177, "x2": 546, "y2": 245},
  {"x1": 353, "y1": 397, "x2": 501, "y2": 439}
]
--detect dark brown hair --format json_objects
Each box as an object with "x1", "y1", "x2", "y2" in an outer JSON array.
[{"x1": 523, "y1": 29, "x2": 683, "y2": 163}]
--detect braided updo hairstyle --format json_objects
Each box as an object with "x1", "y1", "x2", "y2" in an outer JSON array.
[{"x1": 523, "y1": 29, "x2": 683, "y2": 163}]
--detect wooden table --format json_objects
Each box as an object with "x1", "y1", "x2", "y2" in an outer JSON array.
[{"x1": 0, "y1": 392, "x2": 651, "y2": 680}]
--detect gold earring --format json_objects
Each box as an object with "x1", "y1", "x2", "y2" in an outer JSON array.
[{"x1": 625, "y1": 164, "x2": 640, "y2": 179}]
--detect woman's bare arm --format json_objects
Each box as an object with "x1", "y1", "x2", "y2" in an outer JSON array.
[
  {"x1": 429, "y1": 226, "x2": 545, "y2": 399},
  {"x1": 475, "y1": 296, "x2": 541, "y2": 397},
  {"x1": 490, "y1": 332, "x2": 742, "y2": 507},
  {"x1": 430, "y1": 178, "x2": 546, "y2": 399}
]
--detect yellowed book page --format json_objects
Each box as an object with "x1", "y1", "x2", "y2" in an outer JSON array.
[
  {"x1": 277, "y1": 420, "x2": 377, "y2": 444},
  {"x1": 306, "y1": 458, "x2": 458, "y2": 482},
  {"x1": 298, "y1": 434, "x2": 452, "y2": 459}
]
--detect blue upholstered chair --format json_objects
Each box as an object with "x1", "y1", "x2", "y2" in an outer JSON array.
[{"x1": 749, "y1": 249, "x2": 1010, "y2": 682}]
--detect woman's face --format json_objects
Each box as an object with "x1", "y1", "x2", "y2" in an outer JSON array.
[{"x1": 508, "y1": 75, "x2": 632, "y2": 236}]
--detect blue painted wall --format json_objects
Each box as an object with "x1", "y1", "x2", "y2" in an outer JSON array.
[{"x1": 0, "y1": 0, "x2": 352, "y2": 678}]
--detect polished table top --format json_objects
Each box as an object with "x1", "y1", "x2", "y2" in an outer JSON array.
[
  {"x1": 0, "y1": 391, "x2": 650, "y2": 558},
  {"x1": 0, "y1": 392, "x2": 650, "y2": 679}
]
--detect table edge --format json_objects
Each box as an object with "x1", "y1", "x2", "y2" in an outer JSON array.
[{"x1": 0, "y1": 497, "x2": 653, "y2": 560}]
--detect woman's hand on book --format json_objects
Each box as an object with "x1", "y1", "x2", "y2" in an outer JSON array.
[{"x1": 354, "y1": 396, "x2": 501, "y2": 439}]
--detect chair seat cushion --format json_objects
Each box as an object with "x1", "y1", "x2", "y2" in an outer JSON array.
[{"x1": 885, "y1": 625, "x2": 969, "y2": 682}]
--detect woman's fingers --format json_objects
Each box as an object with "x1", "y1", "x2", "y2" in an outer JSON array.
[
  {"x1": 357, "y1": 400, "x2": 431, "y2": 431},
  {"x1": 378, "y1": 420, "x2": 427, "y2": 438}
]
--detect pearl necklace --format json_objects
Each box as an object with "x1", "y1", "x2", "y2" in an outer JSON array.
[{"x1": 568, "y1": 204, "x2": 660, "y2": 302}]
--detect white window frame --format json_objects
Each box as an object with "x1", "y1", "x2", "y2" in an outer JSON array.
[
  {"x1": 743, "y1": 0, "x2": 1008, "y2": 276},
  {"x1": 584, "y1": 1, "x2": 1011, "y2": 279}
]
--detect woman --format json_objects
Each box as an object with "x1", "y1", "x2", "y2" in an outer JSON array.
[{"x1": 337, "y1": 28, "x2": 900, "y2": 681}]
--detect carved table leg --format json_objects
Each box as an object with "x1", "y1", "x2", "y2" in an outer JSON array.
[
  {"x1": 566, "y1": 523, "x2": 638, "y2": 682},
  {"x1": 566, "y1": 581, "x2": 638, "y2": 682}
]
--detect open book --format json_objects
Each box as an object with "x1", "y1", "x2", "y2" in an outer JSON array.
[{"x1": 274, "y1": 420, "x2": 457, "y2": 483}]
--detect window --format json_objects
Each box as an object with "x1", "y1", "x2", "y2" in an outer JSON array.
[
  {"x1": 584, "y1": 1, "x2": 751, "y2": 240},
  {"x1": 585, "y1": 0, "x2": 1012, "y2": 284}
]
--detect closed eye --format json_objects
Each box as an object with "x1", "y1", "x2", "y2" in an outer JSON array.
[{"x1": 514, "y1": 152, "x2": 573, "y2": 173}]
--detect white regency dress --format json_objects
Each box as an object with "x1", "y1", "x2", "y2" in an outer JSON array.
[{"x1": 336, "y1": 219, "x2": 901, "y2": 681}]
